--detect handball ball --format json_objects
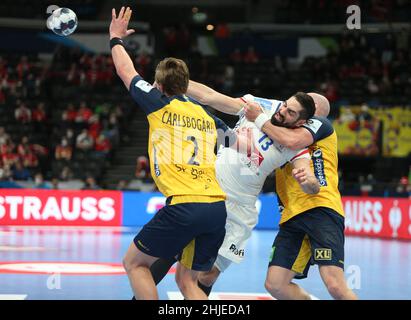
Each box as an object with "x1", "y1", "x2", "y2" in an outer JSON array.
[{"x1": 48, "y1": 8, "x2": 78, "y2": 36}]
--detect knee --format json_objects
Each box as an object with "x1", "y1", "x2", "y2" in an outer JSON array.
[
  {"x1": 122, "y1": 252, "x2": 142, "y2": 273},
  {"x1": 264, "y1": 278, "x2": 283, "y2": 298},
  {"x1": 122, "y1": 255, "x2": 133, "y2": 273},
  {"x1": 324, "y1": 278, "x2": 345, "y2": 299}
]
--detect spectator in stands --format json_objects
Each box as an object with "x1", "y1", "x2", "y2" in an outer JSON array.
[
  {"x1": 75, "y1": 101, "x2": 93, "y2": 129},
  {"x1": 1, "y1": 139, "x2": 19, "y2": 167},
  {"x1": 0, "y1": 126, "x2": 10, "y2": 146},
  {"x1": 135, "y1": 155, "x2": 151, "y2": 181},
  {"x1": 94, "y1": 133, "x2": 112, "y2": 159},
  {"x1": 12, "y1": 161, "x2": 31, "y2": 181},
  {"x1": 16, "y1": 55, "x2": 30, "y2": 80},
  {"x1": 116, "y1": 179, "x2": 129, "y2": 191},
  {"x1": 0, "y1": 164, "x2": 12, "y2": 181},
  {"x1": 243, "y1": 46, "x2": 259, "y2": 64},
  {"x1": 14, "y1": 102, "x2": 31, "y2": 123},
  {"x1": 55, "y1": 138, "x2": 73, "y2": 161},
  {"x1": 230, "y1": 48, "x2": 242, "y2": 63},
  {"x1": 103, "y1": 116, "x2": 120, "y2": 148},
  {"x1": 33, "y1": 173, "x2": 50, "y2": 189},
  {"x1": 19, "y1": 144, "x2": 39, "y2": 169},
  {"x1": 63, "y1": 128, "x2": 76, "y2": 147},
  {"x1": 135, "y1": 50, "x2": 152, "y2": 78},
  {"x1": 82, "y1": 176, "x2": 101, "y2": 190},
  {"x1": 51, "y1": 177, "x2": 59, "y2": 190},
  {"x1": 393, "y1": 176, "x2": 410, "y2": 197},
  {"x1": 62, "y1": 103, "x2": 77, "y2": 127},
  {"x1": 76, "y1": 129, "x2": 94, "y2": 152},
  {"x1": 59, "y1": 165, "x2": 74, "y2": 182},
  {"x1": 17, "y1": 136, "x2": 31, "y2": 156},
  {"x1": 88, "y1": 114, "x2": 102, "y2": 140},
  {"x1": 32, "y1": 102, "x2": 47, "y2": 123}
]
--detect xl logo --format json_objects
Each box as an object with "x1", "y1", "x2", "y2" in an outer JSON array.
[{"x1": 314, "y1": 248, "x2": 332, "y2": 260}]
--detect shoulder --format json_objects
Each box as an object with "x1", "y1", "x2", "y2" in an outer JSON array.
[
  {"x1": 129, "y1": 75, "x2": 171, "y2": 115},
  {"x1": 302, "y1": 116, "x2": 334, "y2": 142}
]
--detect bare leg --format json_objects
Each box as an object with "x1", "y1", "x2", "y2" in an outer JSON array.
[
  {"x1": 265, "y1": 265, "x2": 311, "y2": 300},
  {"x1": 199, "y1": 265, "x2": 221, "y2": 287},
  {"x1": 175, "y1": 263, "x2": 208, "y2": 300},
  {"x1": 319, "y1": 265, "x2": 358, "y2": 300},
  {"x1": 123, "y1": 242, "x2": 159, "y2": 300}
]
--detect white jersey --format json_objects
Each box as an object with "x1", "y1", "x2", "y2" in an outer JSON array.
[{"x1": 215, "y1": 94, "x2": 309, "y2": 206}]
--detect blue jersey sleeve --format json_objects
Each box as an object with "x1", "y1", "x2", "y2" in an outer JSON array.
[
  {"x1": 302, "y1": 116, "x2": 334, "y2": 143},
  {"x1": 129, "y1": 75, "x2": 170, "y2": 115}
]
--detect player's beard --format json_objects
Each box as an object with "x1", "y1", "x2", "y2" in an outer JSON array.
[{"x1": 270, "y1": 111, "x2": 298, "y2": 128}]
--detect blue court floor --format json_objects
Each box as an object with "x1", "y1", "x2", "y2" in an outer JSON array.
[{"x1": 0, "y1": 226, "x2": 410, "y2": 300}]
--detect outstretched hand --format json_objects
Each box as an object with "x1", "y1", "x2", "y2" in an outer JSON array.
[
  {"x1": 109, "y1": 6, "x2": 135, "y2": 39},
  {"x1": 244, "y1": 101, "x2": 263, "y2": 122}
]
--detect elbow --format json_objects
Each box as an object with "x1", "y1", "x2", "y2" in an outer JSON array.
[
  {"x1": 116, "y1": 66, "x2": 127, "y2": 79},
  {"x1": 308, "y1": 182, "x2": 320, "y2": 195},
  {"x1": 308, "y1": 186, "x2": 320, "y2": 195}
]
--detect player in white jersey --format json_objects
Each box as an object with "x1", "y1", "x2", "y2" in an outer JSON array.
[
  {"x1": 202, "y1": 93, "x2": 319, "y2": 292},
  {"x1": 144, "y1": 87, "x2": 321, "y2": 297}
]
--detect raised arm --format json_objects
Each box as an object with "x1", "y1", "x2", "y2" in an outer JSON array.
[
  {"x1": 109, "y1": 7, "x2": 138, "y2": 90},
  {"x1": 291, "y1": 157, "x2": 320, "y2": 194},
  {"x1": 261, "y1": 123, "x2": 314, "y2": 150},
  {"x1": 187, "y1": 80, "x2": 244, "y2": 115},
  {"x1": 244, "y1": 101, "x2": 314, "y2": 150}
]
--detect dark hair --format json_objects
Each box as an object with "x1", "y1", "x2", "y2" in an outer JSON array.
[
  {"x1": 293, "y1": 92, "x2": 315, "y2": 120},
  {"x1": 155, "y1": 57, "x2": 189, "y2": 96}
]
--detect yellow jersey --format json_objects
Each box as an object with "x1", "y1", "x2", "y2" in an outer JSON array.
[
  {"x1": 129, "y1": 75, "x2": 226, "y2": 201},
  {"x1": 276, "y1": 117, "x2": 344, "y2": 224}
]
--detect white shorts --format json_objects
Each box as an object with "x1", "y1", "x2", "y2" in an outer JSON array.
[{"x1": 216, "y1": 199, "x2": 258, "y2": 271}]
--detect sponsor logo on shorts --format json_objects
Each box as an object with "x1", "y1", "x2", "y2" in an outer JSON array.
[
  {"x1": 229, "y1": 244, "x2": 244, "y2": 257},
  {"x1": 314, "y1": 248, "x2": 332, "y2": 260}
]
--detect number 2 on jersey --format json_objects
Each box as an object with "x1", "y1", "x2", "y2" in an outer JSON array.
[{"x1": 186, "y1": 136, "x2": 200, "y2": 166}]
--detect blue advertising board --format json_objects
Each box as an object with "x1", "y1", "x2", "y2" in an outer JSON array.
[{"x1": 122, "y1": 191, "x2": 280, "y2": 230}]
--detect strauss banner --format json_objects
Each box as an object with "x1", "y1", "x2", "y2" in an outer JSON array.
[
  {"x1": 344, "y1": 197, "x2": 410, "y2": 240},
  {"x1": 0, "y1": 189, "x2": 122, "y2": 226}
]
